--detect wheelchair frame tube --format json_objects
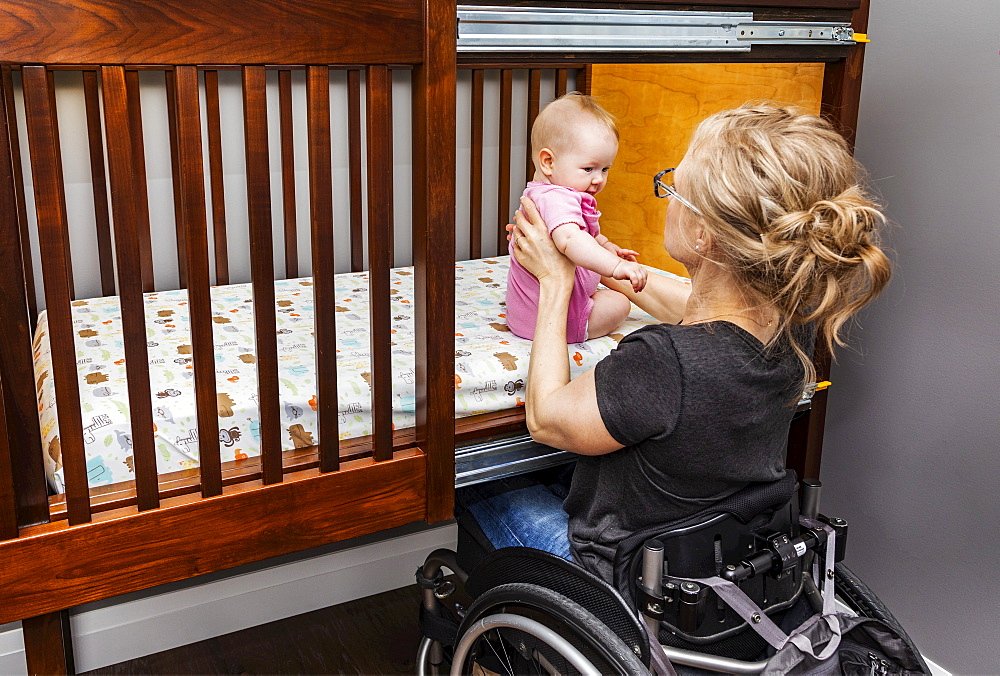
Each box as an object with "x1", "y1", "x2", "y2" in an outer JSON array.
[{"x1": 658, "y1": 644, "x2": 769, "y2": 674}]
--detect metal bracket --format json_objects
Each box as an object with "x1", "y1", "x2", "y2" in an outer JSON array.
[{"x1": 457, "y1": 6, "x2": 857, "y2": 53}]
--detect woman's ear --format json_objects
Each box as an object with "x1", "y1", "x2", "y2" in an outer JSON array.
[{"x1": 538, "y1": 148, "x2": 556, "y2": 178}]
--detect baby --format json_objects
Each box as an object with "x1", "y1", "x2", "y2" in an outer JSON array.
[{"x1": 506, "y1": 93, "x2": 647, "y2": 343}]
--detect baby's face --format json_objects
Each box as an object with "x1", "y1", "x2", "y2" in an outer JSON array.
[{"x1": 548, "y1": 126, "x2": 618, "y2": 196}]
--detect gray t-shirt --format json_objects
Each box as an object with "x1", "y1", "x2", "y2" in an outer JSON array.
[{"x1": 565, "y1": 321, "x2": 805, "y2": 581}]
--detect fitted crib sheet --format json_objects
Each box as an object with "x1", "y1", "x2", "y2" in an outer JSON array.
[{"x1": 33, "y1": 256, "x2": 682, "y2": 492}]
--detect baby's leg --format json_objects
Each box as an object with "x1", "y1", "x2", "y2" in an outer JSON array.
[{"x1": 586, "y1": 289, "x2": 631, "y2": 340}]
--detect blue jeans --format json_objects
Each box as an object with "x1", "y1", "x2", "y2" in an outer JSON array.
[{"x1": 456, "y1": 466, "x2": 575, "y2": 561}]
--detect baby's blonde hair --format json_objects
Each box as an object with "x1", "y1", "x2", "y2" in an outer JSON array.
[
  {"x1": 531, "y1": 92, "x2": 619, "y2": 171},
  {"x1": 683, "y1": 103, "x2": 892, "y2": 388}
]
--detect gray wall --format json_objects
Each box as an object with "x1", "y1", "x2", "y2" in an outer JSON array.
[{"x1": 821, "y1": 1, "x2": 1000, "y2": 672}]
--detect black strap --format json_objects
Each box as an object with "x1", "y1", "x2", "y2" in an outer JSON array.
[{"x1": 418, "y1": 602, "x2": 460, "y2": 645}]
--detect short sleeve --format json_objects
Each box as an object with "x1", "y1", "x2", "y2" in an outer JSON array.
[
  {"x1": 594, "y1": 325, "x2": 682, "y2": 447},
  {"x1": 534, "y1": 188, "x2": 586, "y2": 234}
]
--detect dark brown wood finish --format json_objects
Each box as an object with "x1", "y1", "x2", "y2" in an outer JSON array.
[
  {"x1": 124, "y1": 69, "x2": 155, "y2": 292},
  {"x1": 306, "y1": 66, "x2": 340, "y2": 473},
  {"x1": 82, "y1": 70, "x2": 116, "y2": 297},
  {"x1": 787, "y1": 0, "x2": 870, "y2": 481},
  {"x1": 243, "y1": 66, "x2": 282, "y2": 486},
  {"x1": 100, "y1": 66, "x2": 159, "y2": 511},
  {"x1": 22, "y1": 611, "x2": 74, "y2": 676},
  {"x1": 347, "y1": 69, "x2": 364, "y2": 273},
  {"x1": 469, "y1": 69, "x2": 484, "y2": 259},
  {"x1": 204, "y1": 70, "x2": 230, "y2": 286},
  {"x1": 45, "y1": 70, "x2": 74, "y2": 300},
  {"x1": 22, "y1": 66, "x2": 91, "y2": 525},
  {"x1": 413, "y1": 0, "x2": 457, "y2": 523},
  {"x1": 1, "y1": 67, "x2": 36, "y2": 321},
  {"x1": 555, "y1": 68, "x2": 569, "y2": 98},
  {"x1": 164, "y1": 68, "x2": 187, "y2": 288},
  {"x1": 525, "y1": 69, "x2": 541, "y2": 182},
  {"x1": 0, "y1": 1, "x2": 424, "y2": 65},
  {"x1": 0, "y1": 380, "x2": 17, "y2": 540},
  {"x1": 366, "y1": 64, "x2": 394, "y2": 463},
  {"x1": 0, "y1": 67, "x2": 48, "y2": 528},
  {"x1": 279, "y1": 69, "x2": 298, "y2": 279},
  {"x1": 174, "y1": 65, "x2": 222, "y2": 497},
  {"x1": 497, "y1": 69, "x2": 513, "y2": 253},
  {"x1": 0, "y1": 451, "x2": 426, "y2": 624}
]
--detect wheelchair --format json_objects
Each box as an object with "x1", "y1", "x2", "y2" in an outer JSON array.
[{"x1": 416, "y1": 471, "x2": 929, "y2": 675}]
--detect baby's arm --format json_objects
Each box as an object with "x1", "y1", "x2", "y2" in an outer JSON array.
[
  {"x1": 594, "y1": 233, "x2": 639, "y2": 262},
  {"x1": 551, "y1": 224, "x2": 647, "y2": 292}
]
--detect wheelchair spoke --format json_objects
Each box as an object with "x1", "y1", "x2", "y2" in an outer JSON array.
[{"x1": 485, "y1": 629, "x2": 516, "y2": 675}]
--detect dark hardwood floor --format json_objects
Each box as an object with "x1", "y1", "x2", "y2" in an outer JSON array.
[{"x1": 82, "y1": 584, "x2": 425, "y2": 675}]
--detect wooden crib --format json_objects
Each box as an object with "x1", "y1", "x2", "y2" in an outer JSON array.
[{"x1": 0, "y1": 0, "x2": 870, "y2": 672}]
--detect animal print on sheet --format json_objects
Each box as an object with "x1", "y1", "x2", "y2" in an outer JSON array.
[{"x1": 32, "y1": 256, "x2": 684, "y2": 491}]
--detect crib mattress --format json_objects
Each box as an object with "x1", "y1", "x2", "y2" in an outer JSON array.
[{"x1": 33, "y1": 257, "x2": 680, "y2": 491}]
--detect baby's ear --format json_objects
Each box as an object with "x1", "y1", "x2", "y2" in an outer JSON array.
[{"x1": 538, "y1": 147, "x2": 555, "y2": 177}]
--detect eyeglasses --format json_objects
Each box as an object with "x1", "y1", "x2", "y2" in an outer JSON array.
[{"x1": 654, "y1": 168, "x2": 702, "y2": 215}]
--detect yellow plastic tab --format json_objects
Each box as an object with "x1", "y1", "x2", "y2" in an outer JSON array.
[
  {"x1": 815, "y1": 381, "x2": 832, "y2": 392},
  {"x1": 853, "y1": 32, "x2": 870, "y2": 43}
]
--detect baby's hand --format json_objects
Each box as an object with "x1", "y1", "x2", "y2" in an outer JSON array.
[
  {"x1": 611, "y1": 260, "x2": 647, "y2": 293},
  {"x1": 603, "y1": 240, "x2": 639, "y2": 262}
]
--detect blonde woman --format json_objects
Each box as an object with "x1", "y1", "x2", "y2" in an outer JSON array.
[{"x1": 459, "y1": 103, "x2": 892, "y2": 582}]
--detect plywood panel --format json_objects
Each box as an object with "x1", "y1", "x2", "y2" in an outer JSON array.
[{"x1": 591, "y1": 63, "x2": 824, "y2": 277}]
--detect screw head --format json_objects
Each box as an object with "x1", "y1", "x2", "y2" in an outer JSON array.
[
  {"x1": 827, "y1": 569, "x2": 835, "y2": 580},
  {"x1": 751, "y1": 612, "x2": 762, "y2": 623},
  {"x1": 778, "y1": 29, "x2": 785, "y2": 36},
  {"x1": 726, "y1": 564, "x2": 736, "y2": 571}
]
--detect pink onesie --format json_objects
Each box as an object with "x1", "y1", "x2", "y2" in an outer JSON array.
[{"x1": 506, "y1": 181, "x2": 601, "y2": 343}]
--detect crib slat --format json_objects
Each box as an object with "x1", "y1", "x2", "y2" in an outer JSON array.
[
  {"x1": 1, "y1": 67, "x2": 35, "y2": 321},
  {"x1": 525, "y1": 69, "x2": 541, "y2": 183},
  {"x1": 305, "y1": 66, "x2": 339, "y2": 472},
  {"x1": 497, "y1": 69, "x2": 513, "y2": 254},
  {"x1": 22, "y1": 66, "x2": 90, "y2": 524},
  {"x1": 204, "y1": 70, "x2": 230, "y2": 287},
  {"x1": 469, "y1": 69, "x2": 484, "y2": 259},
  {"x1": 556, "y1": 69, "x2": 569, "y2": 98},
  {"x1": 82, "y1": 71, "x2": 116, "y2": 297},
  {"x1": 412, "y1": 0, "x2": 457, "y2": 523},
  {"x1": 243, "y1": 66, "x2": 282, "y2": 486},
  {"x1": 125, "y1": 70, "x2": 155, "y2": 293},
  {"x1": 0, "y1": 380, "x2": 17, "y2": 539},
  {"x1": 279, "y1": 69, "x2": 298, "y2": 280},
  {"x1": 100, "y1": 66, "x2": 159, "y2": 511},
  {"x1": 366, "y1": 64, "x2": 393, "y2": 463},
  {"x1": 174, "y1": 66, "x2": 222, "y2": 498},
  {"x1": 0, "y1": 65, "x2": 47, "y2": 527},
  {"x1": 165, "y1": 69, "x2": 187, "y2": 288},
  {"x1": 347, "y1": 69, "x2": 364, "y2": 273},
  {"x1": 46, "y1": 70, "x2": 75, "y2": 301},
  {"x1": 577, "y1": 65, "x2": 593, "y2": 96}
]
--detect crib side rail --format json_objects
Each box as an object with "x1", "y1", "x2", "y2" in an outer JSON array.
[{"x1": 0, "y1": 0, "x2": 455, "y2": 532}]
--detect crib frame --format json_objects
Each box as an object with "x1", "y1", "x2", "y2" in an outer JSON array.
[{"x1": 0, "y1": 0, "x2": 869, "y2": 672}]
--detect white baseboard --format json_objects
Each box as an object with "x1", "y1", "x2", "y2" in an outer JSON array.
[{"x1": 0, "y1": 522, "x2": 457, "y2": 674}]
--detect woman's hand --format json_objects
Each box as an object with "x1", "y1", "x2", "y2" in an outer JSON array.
[{"x1": 506, "y1": 197, "x2": 576, "y2": 286}]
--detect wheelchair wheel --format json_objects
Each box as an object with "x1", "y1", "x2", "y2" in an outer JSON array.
[
  {"x1": 834, "y1": 562, "x2": 929, "y2": 671},
  {"x1": 453, "y1": 582, "x2": 647, "y2": 675}
]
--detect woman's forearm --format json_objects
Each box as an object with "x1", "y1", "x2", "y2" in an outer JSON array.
[
  {"x1": 525, "y1": 278, "x2": 573, "y2": 436},
  {"x1": 601, "y1": 272, "x2": 691, "y2": 324}
]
